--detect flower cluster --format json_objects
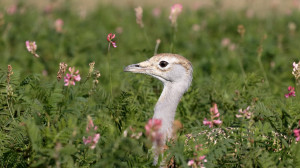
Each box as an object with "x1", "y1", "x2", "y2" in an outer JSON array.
[
  {"x1": 25, "y1": 41, "x2": 39, "y2": 58},
  {"x1": 203, "y1": 103, "x2": 222, "y2": 128},
  {"x1": 236, "y1": 106, "x2": 253, "y2": 119},
  {"x1": 134, "y1": 6, "x2": 144, "y2": 28},
  {"x1": 123, "y1": 126, "x2": 142, "y2": 140},
  {"x1": 292, "y1": 62, "x2": 300, "y2": 83},
  {"x1": 57, "y1": 62, "x2": 68, "y2": 81},
  {"x1": 107, "y1": 33, "x2": 117, "y2": 48},
  {"x1": 145, "y1": 119, "x2": 163, "y2": 146},
  {"x1": 187, "y1": 144, "x2": 207, "y2": 168},
  {"x1": 55, "y1": 18, "x2": 64, "y2": 33},
  {"x1": 64, "y1": 67, "x2": 81, "y2": 86},
  {"x1": 294, "y1": 120, "x2": 300, "y2": 142},
  {"x1": 221, "y1": 38, "x2": 236, "y2": 51},
  {"x1": 169, "y1": 4, "x2": 183, "y2": 26},
  {"x1": 285, "y1": 86, "x2": 296, "y2": 98},
  {"x1": 83, "y1": 116, "x2": 100, "y2": 149}
]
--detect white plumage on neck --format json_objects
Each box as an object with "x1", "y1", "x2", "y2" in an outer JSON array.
[
  {"x1": 153, "y1": 75, "x2": 191, "y2": 141},
  {"x1": 124, "y1": 53, "x2": 193, "y2": 165}
]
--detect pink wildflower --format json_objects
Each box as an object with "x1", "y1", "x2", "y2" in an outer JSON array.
[
  {"x1": 83, "y1": 133, "x2": 100, "y2": 149},
  {"x1": 236, "y1": 106, "x2": 252, "y2": 119},
  {"x1": 169, "y1": 4, "x2": 183, "y2": 26},
  {"x1": 203, "y1": 118, "x2": 213, "y2": 128},
  {"x1": 187, "y1": 160, "x2": 195, "y2": 166},
  {"x1": 83, "y1": 116, "x2": 100, "y2": 149},
  {"x1": 198, "y1": 155, "x2": 206, "y2": 161},
  {"x1": 55, "y1": 18, "x2": 64, "y2": 33},
  {"x1": 221, "y1": 38, "x2": 231, "y2": 48},
  {"x1": 212, "y1": 119, "x2": 222, "y2": 125},
  {"x1": 64, "y1": 67, "x2": 81, "y2": 86},
  {"x1": 7, "y1": 5, "x2": 17, "y2": 15},
  {"x1": 145, "y1": 119, "x2": 163, "y2": 146},
  {"x1": 107, "y1": 33, "x2": 117, "y2": 48},
  {"x1": 152, "y1": 8, "x2": 161, "y2": 18},
  {"x1": 203, "y1": 103, "x2": 222, "y2": 128},
  {"x1": 25, "y1": 41, "x2": 39, "y2": 58},
  {"x1": 134, "y1": 6, "x2": 144, "y2": 28},
  {"x1": 189, "y1": 144, "x2": 207, "y2": 167},
  {"x1": 294, "y1": 120, "x2": 300, "y2": 142},
  {"x1": 285, "y1": 86, "x2": 296, "y2": 98}
]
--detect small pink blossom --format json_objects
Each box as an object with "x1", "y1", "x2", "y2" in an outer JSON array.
[
  {"x1": 134, "y1": 6, "x2": 144, "y2": 28},
  {"x1": 294, "y1": 120, "x2": 300, "y2": 142},
  {"x1": 203, "y1": 103, "x2": 222, "y2": 128},
  {"x1": 25, "y1": 41, "x2": 39, "y2": 58},
  {"x1": 212, "y1": 119, "x2": 222, "y2": 125},
  {"x1": 236, "y1": 106, "x2": 253, "y2": 119},
  {"x1": 221, "y1": 38, "x2": 231, "y2": 47},
  {"x1": 7, "y1": 5, "x2": 17, "y2": 15},
  {"x1": 107, "y1": 33, "x2": 117, "y2": 48},
  {"x1": 64, "y1": 67, "x2": 81, "y2": 86},
  {"x1": 187, "y1": 160, "x2": 195, "y2": 166},
  {"x1": 198, "y1": 155, "x2": 206, "y2": 161},
  {"x1": 188, "y1": 144, "x2": 207, "y2": 167},
  {"x1": 285, "y1": 86, "x2": 296, "y2": 98},
  {"x1": 83, "y1": 116, "x2": 100, "y2": 149},
  {"x1": 145, "y1": 119, "x2": 163, "y2": 146},
  {"x1": 83, "y1": 133, "x2": 100, "y2": 149},
  {"x1": 169, "y1": 4, "x2": 183, "y2": 26},
  {"x1": 203, "y1": 118, "x2": 212, "y2": 128},
  {"x1": 55, "y1": 18, "x2": 64, "y2": 33},
  {"x1": 152, "y1": 8, "x2": 161, "y2": 18}
]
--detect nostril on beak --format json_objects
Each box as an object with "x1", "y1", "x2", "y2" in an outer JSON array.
[{"x1": 134, "y1": 64, "x2": 140, "y2": 67}]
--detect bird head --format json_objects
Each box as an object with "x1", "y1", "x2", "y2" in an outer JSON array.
[{"x1": 124, "y1": 53, "x2": 193, "y2": 90}]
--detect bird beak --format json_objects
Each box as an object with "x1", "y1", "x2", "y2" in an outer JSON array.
[{"x1": 124, "y1": 60, "x2": 151, "y2": 74}]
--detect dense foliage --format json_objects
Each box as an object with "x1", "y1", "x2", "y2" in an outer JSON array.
[{"x1": 1, "y1": 1, "x2": 300, "y2": 167}]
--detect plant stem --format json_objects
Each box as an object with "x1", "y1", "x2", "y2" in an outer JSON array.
[
  {"x1": 7, "y1": 98, "x2": 15, "y2": 122},
  {"x1": 142, "y1": 27, "x2": 151, "y2": 48},
  {"x1": 170, "y1": 26, "x2": 176, "y2": 53},
  {"x1": 107, "y1": 43, "x2": 113, "y2": 100},
  {"x1": 257, "y1": 55, "x2": 269, "y2": 86}
]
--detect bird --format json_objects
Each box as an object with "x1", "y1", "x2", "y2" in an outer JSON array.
[{"x1": 124, "y1": 53, "x2": 193, "y2": 165}]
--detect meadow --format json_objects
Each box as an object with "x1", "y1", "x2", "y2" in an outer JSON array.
[{"x1": 1, "y1": 1, "x2": 300, "y2": 167}]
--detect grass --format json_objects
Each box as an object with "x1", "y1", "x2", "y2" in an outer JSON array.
[{"x1": 1, "y1": 1, "x2": 300, "y2": 167}]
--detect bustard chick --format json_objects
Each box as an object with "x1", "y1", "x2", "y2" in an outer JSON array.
[{"x1": 124, "y1": 53, "x2": 193, "y2": 148}]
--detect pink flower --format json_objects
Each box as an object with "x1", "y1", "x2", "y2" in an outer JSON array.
[
  {"x1": 169, "y1": 4, "x2": 183, "y2": 26},
  {"x1": 236, "y1": 106, "x2": 253, "y2": 119},
  {"x1": 187, "y1": 160, "x2": 195, "y2": 166},
  {"x1": 64, "y1": 67, "x2": 81, "y2": 86},
  {"x1": 25, "y1": 41, "x2": 39, "y2": 58},
  {"x1": 203, "y1": 103, "x2": 222, "y2": 128},
  {"x1": 152, "y1": 8, "x2": 161, "y2": 18},
  {"x1": 55, "y1": 18, "x2": 64, "y2": 33},
  {"x1": 7, "y1": 5, "x2": 17, "y2": 15},
  {"x1": 203, "y1": 118, "x2": 212, "y2": 128},
  {"x1": 83, "y1": 133, "x2": 100, "y2": 149},
  {"x1": 145, "y1": 119, "x2": 163, "y2": 146},
  {"x1": 212, "y1": 119, "x2": 222, "y2": 125},
  {"x1": 83, "y1": 116, "x2": 100, "y2": 149},
  {"x1": 221, "y1": 38, "x2": 231, "y2": 47},
  {"x1": 198, "y1": 155, "x2": 206, "y2": 161},
  {"x1": 285, "y1": 86, "x2": 296, "y2": 98},
  {"x1": 134, "y1": 6, "x2": 144, "y2": 28},
  {"x1": 107, "y1": 33, "x2": 117, "y2": 48}
]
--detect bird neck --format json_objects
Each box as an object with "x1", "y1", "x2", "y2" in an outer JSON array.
[{"x1": 153, "y1": 82, "x2": 186, "y2": 139}]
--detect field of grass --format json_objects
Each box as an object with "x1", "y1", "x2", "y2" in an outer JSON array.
[{"x1": 1, "y1": 1, "x2": 300, "y2": 167}]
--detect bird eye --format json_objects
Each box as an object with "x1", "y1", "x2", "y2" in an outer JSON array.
[{"x1": 159, "y1": 61, "x2": 169, "y2": 68}]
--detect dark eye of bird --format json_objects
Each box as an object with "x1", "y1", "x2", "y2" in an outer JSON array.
[{"x1": 159, "y1": 61, "x2": 169, "y2": 68}]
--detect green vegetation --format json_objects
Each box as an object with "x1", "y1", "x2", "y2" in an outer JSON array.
[{"x1": 1, "y1": 2, "x2": 300, "y2": 167}]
